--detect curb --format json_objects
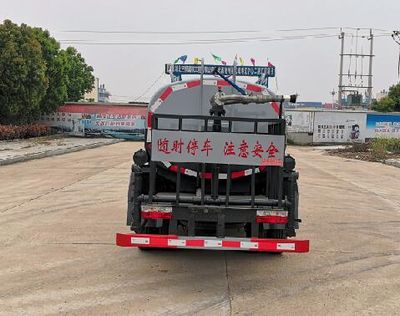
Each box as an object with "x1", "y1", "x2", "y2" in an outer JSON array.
[
  {"x1": 0, "y1": 139, "x2": 122, "y2": 166},
  {"x1": 384, "y1": 159, "x2": 400, "y2": 168}
]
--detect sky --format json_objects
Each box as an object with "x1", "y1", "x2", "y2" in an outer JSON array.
[{"x1": 2, "y1": 0, "x2": 400, "y2": 103}]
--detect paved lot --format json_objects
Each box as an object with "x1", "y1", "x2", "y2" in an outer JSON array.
[
  {"x1": 0, "y1": 142, "x2": 399, "y2": 315},
  {"x1": 0, "y1": 136, "x2": 119, "y2": 166}
]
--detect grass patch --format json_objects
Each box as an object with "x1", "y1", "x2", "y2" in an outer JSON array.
[
  {"x1": 327, "y1": 138, "x2": 400, "y2": 162},
  {"x1": 371, "y1": 138, "x2": 400, "y2": 160}
]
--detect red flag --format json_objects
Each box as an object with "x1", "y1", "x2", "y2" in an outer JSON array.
[
  {"x1": 250, "y1": 58, "x2": 256, "y2": 66},
  {"x1": 268, "y1": 61, "x2": 274, "y2": 67}
]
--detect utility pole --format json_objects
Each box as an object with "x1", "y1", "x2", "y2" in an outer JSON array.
[
  {"x1": 391, "y1": 31, "x2": 400, "y2": 82},
  {"x1": 367, "y1": 29, "x2": 374, "y2": 107},
  {"x1": 338, "y1": 31, "x2": 345, "y2": 107},
  {"x1": 331, "y1": 89, "x2": 336, "y2": 108},
  {"x1": 338, "y1": 28, "x2": 374, "y2": 108}
]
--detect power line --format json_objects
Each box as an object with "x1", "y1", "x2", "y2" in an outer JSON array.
[
  {"x1": 61, "y1": 32, "x2": 336, "y2": 42},
  {"x1": 61, "y1": 27, "x2": 393, "y2": 34},
  {"x1": 133, "y1": 72, "x2": 165, "y2": 101},
  {"x1": 60, "y1": 30, "x2": 259, "y2": 34},
  {"x1": 277, "y1": 27, "x2": 340, "y2": 32},
  {"x1": 277, "y1": 26, "x2": 392, "y2": 32},
  {"x1": 59, "y1": 33, "x2": 340, "y2": 46}
]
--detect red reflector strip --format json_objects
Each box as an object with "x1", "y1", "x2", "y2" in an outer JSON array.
[
  {"x1": 261, "y1": 158, "x2": 284, "y2": 167},
  {"x1": 186, "y1": 239, "x2": 204, "y2": 247},
  {"x1": 169, "y1": 165, "x2": 186, "y2": 173},
  {"x1": 200, "y1": 172, "x2": 212, "y2": 179},
  {"x1": 231, "y1": 170, "x2": 246, "y2": 179},
  {"x1": 116, "y1": 233, "x2": 309, "y2": 253},
  {"x1": 256, "y1": 215, "x2": 288, "y2": 224},
  {"x1": 166, "y1": 163, "x2": 267, "y2": 180}
]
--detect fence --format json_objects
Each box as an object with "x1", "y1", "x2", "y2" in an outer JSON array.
[
  {"x1": 285, "y1": 109, "x2": 400, "y2": 144},
  {"x1": 41, "y1": 104, "x2": 400, "y2": 144},
  {"x1": 40, "y1": 102, "x2": 147, "y2": 139}
]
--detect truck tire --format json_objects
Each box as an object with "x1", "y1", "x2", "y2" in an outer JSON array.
[
  {"x1": 127, "y1": 170, "x2": 135, "y2": 226},
  {"x1": 293, "y1": 182, "x2": 299, "y2": 229},
  {"x1": 287, "y1": 180, "x2": 299, "y2": 236},
  {"x1": 267, "y1": 229, "x2": 287, "y2": 239}
]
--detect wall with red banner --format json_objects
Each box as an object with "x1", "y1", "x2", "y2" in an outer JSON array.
[{"x1": 40, "y1": 102, "x2": 147, "y2": 137}]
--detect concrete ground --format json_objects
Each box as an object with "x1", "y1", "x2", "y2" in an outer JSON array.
[
  {"x1": 0, "y1": 142, "x2": 399, "y2": 316},
  {"x1": 0, "y1": 136, "x2": 120, "y2": 166}
]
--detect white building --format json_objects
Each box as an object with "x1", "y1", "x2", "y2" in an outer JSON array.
[
  {"x1": 375, "y1": 89, "x2": 388, "y2": 101},
  {"x1": 84, "y1": 77, "x2": 99, "y2": 102}
]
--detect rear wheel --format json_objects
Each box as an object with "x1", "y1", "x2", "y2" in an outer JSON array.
[
  {"x1": 258, "y1": 228, "x2": 288, "y2": 239},
  {"x1": 127, "y1": 170, "x2": 136, "y2": 226}
]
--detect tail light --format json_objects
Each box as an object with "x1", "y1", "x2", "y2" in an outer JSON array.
[
  {"x1": 256, "y1": 210, "x2": 288, "y2": 224},
  {"x1": 141, "y1": 204, "x2": 172, "y2": 220}
]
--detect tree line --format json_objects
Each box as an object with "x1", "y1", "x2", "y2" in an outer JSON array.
[
  {"x1": 0, "y1": 20, "x2": 95, "y2": 124},
  {"x1": 372, "y1": 82, "x2": 400, "y2": 112}
]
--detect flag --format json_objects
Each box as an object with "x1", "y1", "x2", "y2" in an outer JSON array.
[
  {"x1": 211, "y1": 53, "x2": 222, "y2": 63},
  {"x1": 180, "y1": 55, "x2": 187, "y2": 63},
  {"x1": 174, "y1": 55, "x2": 187, "y2": 64},
  {"x1": 239, "y1": 56, "x2": 244, "y2": 66},
  {"x1": 250, "y1": 58, "x2": 256, "y2": 66},
  {"x1": 268, "y1": 61, "x2": 274, "y2": 67},
  {"x1": 193, "y1": 57, "x2": 201, "y2": 64}
]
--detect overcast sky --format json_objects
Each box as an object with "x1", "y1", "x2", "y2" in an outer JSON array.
[{"x1": 2, "y1": 0, "x2": 400, "y2": 103}]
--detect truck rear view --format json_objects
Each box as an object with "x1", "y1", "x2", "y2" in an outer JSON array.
[{"x1": 117, "y1": 62, "x2": 309, "y2": 253}]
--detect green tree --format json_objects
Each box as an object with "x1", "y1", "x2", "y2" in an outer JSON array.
[
  {"x1": 0, "y1": 19, "x2": 95, "y2": 124},
  {"x1": 61, "y1": 47, "x2": 95, "y2": 101},
  {"x1": 372, "y1": 82, "x2": 400, "y2": 112},
  {"x1": 372, "y1": 96, "x2": 396, "y2": 112},
  {"x1": 0, "y1": 20, "x2": 48, "y2": 123},
  {"x1": 32, "y1": 27, "x2": 68, "y2": 114},
  {"x1": 387, "y1": 82, "x2": 400, "y2": 110}
]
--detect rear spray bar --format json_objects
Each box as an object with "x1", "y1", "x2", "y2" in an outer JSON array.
[{"x1": 212, "y1": 66, "x2": 298, "y2": 105}]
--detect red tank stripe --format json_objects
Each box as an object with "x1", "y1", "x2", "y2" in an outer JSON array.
[
  {"x1": 246, "y1": 84, "x2": 263, "y2": 92},
  {"x1": 159, "y1": 87, "x2": 173, "y2": 101},
  {"x1": 271, "y1": 102, "x2": 280, "y2": 114},
  {"x1": 186, "y1": 80, "x2": 201, "y2": 88}
]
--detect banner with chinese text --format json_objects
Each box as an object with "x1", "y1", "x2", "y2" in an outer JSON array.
[
  {"x1": 366, "y1": 113, "x2": 400, "y2": 138},
  {"x1": 152, "y1": 130, "x2": 284, "y2": 166}
]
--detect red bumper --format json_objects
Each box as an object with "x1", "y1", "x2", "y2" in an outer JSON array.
[{"x1": 116, "y1": 233, "x2": 309, "y2": 253}]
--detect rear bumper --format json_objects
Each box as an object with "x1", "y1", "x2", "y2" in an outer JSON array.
[{"x1": 116, "y1": 233, "x2": 309, "y2": 253}]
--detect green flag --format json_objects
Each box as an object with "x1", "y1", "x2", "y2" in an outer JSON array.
[{"x1": 211, "y1": 53, "x2": 222, "y2": 63}]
